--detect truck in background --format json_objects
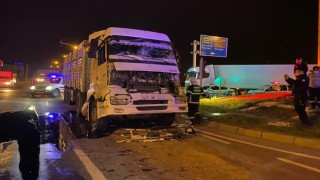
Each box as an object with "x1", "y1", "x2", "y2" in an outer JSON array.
[
  {"x1": 63, "y1": 27, "x2": 188, "y2": 138},
  {"x1": 0, "y1": 71, "x2": 15, "y2": 88},
  {"x1": 185, "y1": 64, "x2": 317, "y2": 95}
]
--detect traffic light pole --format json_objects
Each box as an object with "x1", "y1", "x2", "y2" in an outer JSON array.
[
  {"x1": 199, "y1": 57, "x2": 204, "y2": 87},
  {"x1": 191, "y1": 40, "x2": 205, "y2": 87},
  {"x1": 192, "y1": 40, "x2": 199, "y2": 68}
]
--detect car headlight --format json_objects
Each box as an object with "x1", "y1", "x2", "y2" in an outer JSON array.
[
  {"x1": 30, "y1": 86, "x2": 36, "y2": 90},
  {"x1": 46, "y1": 86, "x2": 53, "y2": 90},
  {"x1": 175, "y1": 96, "x2": 187, "y2": 104},
  {"x1": 110, "y1": 96, "x2": 129, "y2": 105}
]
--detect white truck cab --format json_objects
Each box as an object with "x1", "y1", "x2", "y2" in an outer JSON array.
[
  {"x1": 30, "y1": 75, "x2": 64, "y2": 98},
  {"x1": 63, "y1": 27, "x2": 187, "y2": 138}
]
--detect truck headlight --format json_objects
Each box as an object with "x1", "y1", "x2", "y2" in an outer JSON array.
[
  {"x1": 175, "y1": 96, "x2": 187, "y2": 104},
  {"x1": 46, "y1": 86, "x2": 53, "y2": 90},
  {"x1": 30, "y1": 86, "x2": 36, "y2": 90},
  {"x1": 110, "y1": 96, "x2": 129, "y2": 105}
]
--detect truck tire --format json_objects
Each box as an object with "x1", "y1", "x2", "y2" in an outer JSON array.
[
  {"x1": 51, "y1": 89, "x2": 60, "y2": 98},
  {"x1": 63, "y1": 88, "x2": 68, "y2": 103},
  {"x1": 76, "y1": 93, "x2": 83, "y2": 113},
  {"x1": 63, "y1": 88, "x2": 67, "y2": 103},
  {"x1": 87, "y1": 99, "x2": 100, "y2": 138},
  {"x1": 156, "y1": 113, "x2": 176, "y2": 126},
  {"x1": 65, "y1": 89, "x2": 72, "y2": 105}
]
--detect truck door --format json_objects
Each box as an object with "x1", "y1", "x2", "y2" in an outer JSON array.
[{"x1": 96, "y1": 44, "x2": 107, "y2": 85}]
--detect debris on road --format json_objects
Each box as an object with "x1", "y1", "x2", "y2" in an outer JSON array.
[{"x1": 116, "y1": 123, "x2": 196, "y2": 143}]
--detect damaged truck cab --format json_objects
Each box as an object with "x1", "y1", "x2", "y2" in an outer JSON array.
[{"x1": 63, "y1": 27, "x2": 187, "y2": 138}]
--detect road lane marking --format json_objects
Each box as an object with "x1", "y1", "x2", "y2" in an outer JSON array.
[
  {"x1": 195, "y1": 129, "x2": 320, "y2": 161},
  {"x1": 74, "y1": 148, "x2": 107, "y2": 180},
  {"x1": 277, "y1": 157, "x2": 320, "y2": 173},
  {"x1": 198, "y1": 133, "x2": 231, "y2": 144}
]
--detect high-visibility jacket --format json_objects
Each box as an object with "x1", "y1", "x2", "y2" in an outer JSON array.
[{"x1": 186, "y1": 85, "x2": 204, "y2": 104}]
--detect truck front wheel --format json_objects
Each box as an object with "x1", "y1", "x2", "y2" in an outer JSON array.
[{"x1": 87, "y1": 99, "x2": 100, "y2": 138}]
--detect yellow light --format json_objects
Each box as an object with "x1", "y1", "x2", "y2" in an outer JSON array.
[{"x1": 73, "y1": 46, "x2": 78, "y2": 50}]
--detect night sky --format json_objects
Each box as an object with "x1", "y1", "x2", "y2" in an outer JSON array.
[{"x1": 0, "y1": 0, "x2": 318, "y2": 75}]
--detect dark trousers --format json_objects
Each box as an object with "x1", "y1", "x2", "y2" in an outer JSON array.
[
  {"x1": 188, "y1": 103, "x2": 199, "y2": 117},
  {"x1": 309, "y1": 87, "x2": 320, "y2": 108},
  {"x1": 294, "y1": 96, "x2": 311, "y2": 125}
]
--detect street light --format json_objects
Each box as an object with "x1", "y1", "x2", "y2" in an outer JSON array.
[{"x1": 60, "y1": 40, "x2": 78, "y2": 50}]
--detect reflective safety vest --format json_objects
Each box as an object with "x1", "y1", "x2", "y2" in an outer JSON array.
[{"x1": 186, "y1": 85, "x2": 204, "y2": 104}]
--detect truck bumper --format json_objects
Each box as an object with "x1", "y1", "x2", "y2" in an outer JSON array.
[{"x1": 97, "y1": 104, "x2": 188, "y2": 118}]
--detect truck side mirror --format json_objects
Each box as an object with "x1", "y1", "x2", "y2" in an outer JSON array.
[{"x1": 88, "y1": 38, "x2": 99, "y2": 58}]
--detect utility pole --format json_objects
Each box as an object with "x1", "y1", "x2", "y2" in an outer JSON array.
[
  {"x1": 191, "y1": 40, "x2": 200, "y2": 67},
  {"x1": 60, "y1": 40, "x2": 78, "y2": 49},
  {"x1": 199, "y1": 57, "x2": 204, "y2": 87}
]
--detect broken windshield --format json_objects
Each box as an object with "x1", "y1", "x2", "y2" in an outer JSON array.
[
  {"x1": 110, "y1": 70, "x2": 180, "y2": 94},
  {"x1": 107, "y1": 36, "x2": 176, "y2": 65}
]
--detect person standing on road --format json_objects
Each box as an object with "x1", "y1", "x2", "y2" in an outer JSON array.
[
  {"x1": 307, "y1": 66, "x2": 320, "y2": 109},
  {"x1": 186, "y1": 77, "x2": 204, "y2": 121},
  {"x1": 284, "y1": 68, "x2": 313, "y2": 127}
]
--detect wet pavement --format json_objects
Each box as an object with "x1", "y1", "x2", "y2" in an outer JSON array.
[
  {"x1": 0, "y1": 87, "x2": 88, "y2": 180},
  {"x1": 0, "y1": 142, "x2": 86, "y2": 180}
]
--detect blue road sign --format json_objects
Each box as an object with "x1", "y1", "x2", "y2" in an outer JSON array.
[{"x1": 200, "y1": 35, "x2": 228, "y2": 58}]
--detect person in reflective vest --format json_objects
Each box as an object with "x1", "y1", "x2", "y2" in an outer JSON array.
[{"x1": 186, "y1": 77, "x2": 204, "y2": 118}]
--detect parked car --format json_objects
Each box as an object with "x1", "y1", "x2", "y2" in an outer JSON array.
[
  {"x1": 202, "y1": 85, "x2": 235, "y2": 98},
  {"x1": 247, "y1": 82, "x2": 292, "y2": 94}
]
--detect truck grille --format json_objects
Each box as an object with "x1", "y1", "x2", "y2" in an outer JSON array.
[
  {"x1": 133, "y1": 100, "x2": 168, "y2": 105},
  {"x1": 136, "y1": 106, "x2": 167, "y2": 111}
]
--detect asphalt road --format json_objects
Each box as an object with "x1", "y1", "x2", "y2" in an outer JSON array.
[{"x1": 0, "y1": 85, "x2": 319, "y2": 180}]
